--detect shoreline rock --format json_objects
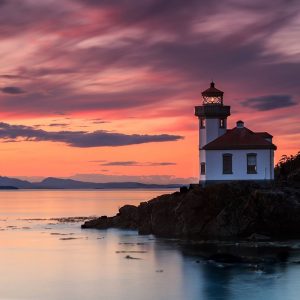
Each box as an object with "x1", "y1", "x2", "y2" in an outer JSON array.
[{"x1": 82, "y1": 182, "x2": 300, "y2": 240}]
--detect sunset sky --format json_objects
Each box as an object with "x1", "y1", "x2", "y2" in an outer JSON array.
[{"x1": 0, "y1": 0, "x2": 299, "y2": 183}]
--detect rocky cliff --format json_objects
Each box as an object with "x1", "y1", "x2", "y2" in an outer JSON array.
[{"x1": 82, "y1": 182, "x2": 300, "y2": 240}]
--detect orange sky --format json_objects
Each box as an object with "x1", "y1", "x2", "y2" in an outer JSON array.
[{"x1": 0, "y1": 0, "x2": 299, "y2": 183}]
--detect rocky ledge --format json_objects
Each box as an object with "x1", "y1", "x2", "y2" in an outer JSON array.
[{"x1": 82, "y1": 181, "x2": 300, "y2": 240}]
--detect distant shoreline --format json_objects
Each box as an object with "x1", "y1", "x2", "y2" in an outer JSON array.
[
  {"x1": 0, "y1": 175, "x2": 184, "y2": 190},
  {"x1": 0, "y1": 187, "x2": 179, "y2": 191},
  {"x1": 0, "y1": 186, "x2": 19, "y2": 190}
]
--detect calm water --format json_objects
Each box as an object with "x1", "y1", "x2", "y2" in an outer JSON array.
[{"x1": 1, "y1": 189, "x2": 300, "y2": 300}]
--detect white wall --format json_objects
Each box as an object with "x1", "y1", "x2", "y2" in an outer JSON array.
[
  {"x1": 271, "y1": 149, "x2": 274, "y2": 179},
  {"x1": 204, "y1": 149, "x2": 274, "y2": 181},
  {"x1": 199, "y1": 118, "x2": 227, "y2": 148},
  {"x1": 199, "y1": 117, "x2": 227, "y2": 181}
]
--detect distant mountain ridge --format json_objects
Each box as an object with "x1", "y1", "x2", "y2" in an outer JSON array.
[{"x1": 0, "y1": 176, "x2": 181, "y2": 189}]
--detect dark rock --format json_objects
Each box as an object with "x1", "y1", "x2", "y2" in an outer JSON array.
[
  {"x1": 277, "y1": 250, "x2": 290, "y2": 262},
  {"x1": 180, "y1": 186, "x2": 188, "y2": 193},
  {"x1": 247, "y1": 233, "x2": 271, "y2": 242},
  {"x1": 81, "y1": 215, "x2": 112, "y2": 229},
  {"x1": 189, "y1": 184, "x2": 200, "y2": 190},
  {"x1": 82, "y1": 205, "x2": 138, "y2": 230},
  {"x1": 82, "y1": 182, "x2": 300, "y2": 240}
]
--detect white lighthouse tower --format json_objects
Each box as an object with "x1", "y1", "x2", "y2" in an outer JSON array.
[
  {"x1": 195, "y1": 82, "x2": 276, "y2": 185},
  {"x1": 195, "y1": 82, "x2": 231, "y2": 182}
]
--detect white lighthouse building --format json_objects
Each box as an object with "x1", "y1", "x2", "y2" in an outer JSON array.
[{"x1": 195, "y1": 82, "x2": 277, "y2": 185}]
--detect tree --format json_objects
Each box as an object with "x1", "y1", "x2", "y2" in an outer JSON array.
[{"x1": 275, "y1": 151, "x2": 300, "y2": 185}]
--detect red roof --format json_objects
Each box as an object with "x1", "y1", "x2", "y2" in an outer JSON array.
[
  {"x1": 201, "y1": 82, "x2": 224, "y2": 97},
  {"x1": 256, "y1": 132, "x2": 273, "y2": 139},
  {"x1": 203, "y1": 127, "x2": 277, "y2": 150}
]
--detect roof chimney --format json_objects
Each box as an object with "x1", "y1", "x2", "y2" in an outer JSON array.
[{"x1": 236, "y1": 120, "x2": 244, "y2": 128}]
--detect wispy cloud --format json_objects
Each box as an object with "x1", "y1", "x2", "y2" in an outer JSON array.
[
  {"x1": 241, "y1": 95, "x2": 297, "y2": 111},
  {"x1": 1, "y1": 86, "x2": 25, "y2": 94},
  {"x1": 0, "y1": 0, "x2": 298, "y2": 119},
  {"x1": 48, "y1": 123, "x2": 70, "y2": 127},
  {"x1": 90, "y1": 118, "x2": 110, "y2": 124},
  {"x1": 99, "y1": 160, "x2": 176, "y2": 166},
  {"x1": 0, "y1": 122, "x2": 183, "y2": 147}
]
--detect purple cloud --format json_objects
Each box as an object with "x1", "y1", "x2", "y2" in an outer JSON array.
[
  {"x1": 241, "y1": 95, "x2": 297, "y2": 111},
  {"x1": 1, "y1": 86, "x2": 25, "y2": 94},
  {"x1": 99, "y1": 161, "x2": 176, "y2": 166},
  {"x1": 0, "y1": 122, "x2": 183, "y2": 147},
  {"x1": 48, "y1": 123, "x2": 70, "y2": 127},
  {"x1": 0, "y1": 0, "x2": 298, "y2": 122}
]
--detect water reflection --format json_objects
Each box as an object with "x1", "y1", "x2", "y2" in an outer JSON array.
[
  {"x1": 201, "y1": 263, "x2": 233, "y2": 300},
  {"x1": 0, "y1": 190, "x2": 300, "y2": 300}
]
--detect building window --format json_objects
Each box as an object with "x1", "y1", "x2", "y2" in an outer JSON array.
[
  {"x1": 200, "y1": 118, "x2": 206, "y2": 128},
  {"x1": 220, "y1": 118, "x2": 225, "y2": 128},
  {"x1": 247, "y1": 153, "x2": 257, "y2": 174},
  {"x1": 223, "y1": 154, "x2": 232, "y2": 174},
  {"x1": 201, "y1": 162, "x2": 206, "y2": 175}
]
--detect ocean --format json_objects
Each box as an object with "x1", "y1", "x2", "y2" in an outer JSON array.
[{"x1": 0, "y1": 189, "x2": 300, "y2": 300}]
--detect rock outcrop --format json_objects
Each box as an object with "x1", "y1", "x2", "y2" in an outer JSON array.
[{"x1": 82, "y1": 182, "x2": 300, "y2": 240}]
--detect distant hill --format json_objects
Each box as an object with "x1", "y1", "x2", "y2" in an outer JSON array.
[
  {"x1": 0, "y1": 176, "x2": 33, "y2": 188},
  {"x1": 0, "y1": 186, "x2": 18, "y2": 190},
  {"x1": 0, "y1": 176, "x2": 181, "y2": 189}
]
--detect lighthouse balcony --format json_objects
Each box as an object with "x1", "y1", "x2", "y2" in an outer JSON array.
[{"x1": 195, "y1": 105, "x2": 231, "y2": 118}]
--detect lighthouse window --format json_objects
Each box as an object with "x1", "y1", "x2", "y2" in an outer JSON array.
[
  {"x1": 247, "y1": 153, "x2": 257, "y2": 174},
  {"x1": 220, "y1": 119, "x2": 225, "y2": 128},
  {"x1": 223, "y1": 154, "x2": 232, "y2": 174},
  {"x1": 201, "y1": 163, "x2": 206, "y2": 175},
  {"x1": 200, "y1": 118, "x2": 206, "y2": 128}
]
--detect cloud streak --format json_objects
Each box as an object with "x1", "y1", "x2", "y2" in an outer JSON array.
[
  {"x1": 0, "y1": 122, "x2": 183, "y2": 147},
  {"x1": 1, "y1": 86, "x2": 25, "y2": 94},
  {"x1": 241, "y1": 95, "x2": 297, "y2": 111},
  {"x1": 0, "y1": 0, "x2": 298, "y2": 119},
  {"x1": 48, "y1": 123, "x2": 70, "y2": 127},
  {"x1": 99, "y1": 160, "x2": 176, "y2": 166}
]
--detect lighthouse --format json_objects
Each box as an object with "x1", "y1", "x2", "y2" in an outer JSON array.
[{"x1": 195, "y1": 82, "x2": 276, "y2": 185}]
